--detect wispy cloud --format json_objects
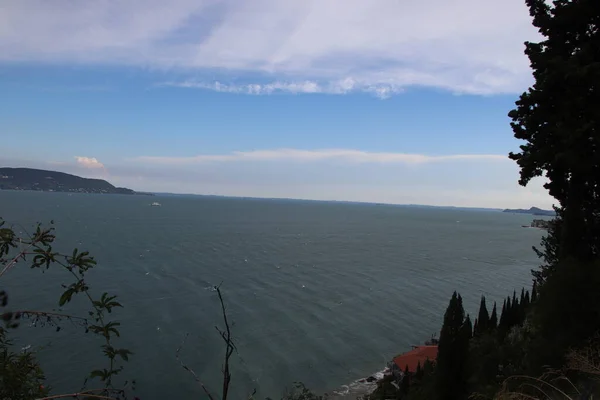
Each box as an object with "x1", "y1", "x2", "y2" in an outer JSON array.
[
  {"x1": 159, "y1": 78, "x2": 403, "y2": 98},
  {"x1": 134, "y1": 149, "x2": 509, "y2": 165},
  {"x1": 0, "y1": 0, "x2": 539, "y2": 96},
  {"x1": 75, "y1": 156, "x2": 105, "y2": 169}
]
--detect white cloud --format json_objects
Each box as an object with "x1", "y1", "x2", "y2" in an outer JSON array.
[
  {"x1": 0, "y1": 0, "x2": 539, "y2": 96},
  {"x1": 160, "y1": 78, "x2": 403, "y2": 98},
  {"x1": 75, "y1": 156, "x2": 105, "y2": 169},
  {"x1": 134, "y1": 148, "x2": 509, "y2": 165}
]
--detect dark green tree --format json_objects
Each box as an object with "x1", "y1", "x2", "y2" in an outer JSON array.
[
  {"x1": 498, "y1": 298, "x2": 511, "y2": 341},
  {"x1": 475, "y1": 296, "x2": 490, "y2": 335},
  {"x1": 422, "y1": 359, "x2": 434, "y2": 377},
  {"x1": 415, "y1": 361, "x2": 424, "y2": 381},
  {"x1": 508, "y1": 0, "x2": 600, "y2": 275},
  {"x1": 435, "y1": 292, "x2": 469, "y2": 400},
  {"x1": 518, "y1": 288, "x2": 527, "y2": 324},
  {"x1": 505, "y1": 296, "x2": 513, "y2": 327},
  {"x1": 527, "y1": 260, "x2": 600, "y2": 371},
  {"x1": 400, "y1": 365, "x2": 410, "y2": 396},
  {"x1": 461, "y1": 315, "x2": 473, "y2": 342},
  {"x1": 508, "y1": 292, "x2": 520, "y2": 328},
  {"x1": 498, "y1": 299, "x2": 507, "y2": 329},
  {"x1": 489, "y1": 302, "x2": 498, "y2": 331}
]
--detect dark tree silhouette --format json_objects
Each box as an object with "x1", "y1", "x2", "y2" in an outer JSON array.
[{"x1": 508, "y1": 0, "x2": 600, "y2": 275}]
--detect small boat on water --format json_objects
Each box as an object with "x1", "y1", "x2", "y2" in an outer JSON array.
[{"x1": 151, "y1": 202, "x2": 161, "y2": 207}]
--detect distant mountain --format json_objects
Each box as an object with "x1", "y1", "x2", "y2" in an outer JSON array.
[
  {"x1": 0, "y1": 167, "x2": 149, "y2": 195},
  {"x1": 503, "y1": 206, "x2": 555, "y2": 216}
]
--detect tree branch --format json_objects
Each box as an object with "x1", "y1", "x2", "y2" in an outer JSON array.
[
  {"x1": 9, "y1": 310, "x2": 88, "y2": 323},
  {"x1": 36, "y1": 392, "x2": 117, "y2": 400},
  {"x1": 215, "y1": 284, "x2": 234, "y2": 400},
  {"x1": 0, "y1": 245, "x2": 33, "y2": 278},
  {"x1": 175, "y1": 333, "x2": 216, "y2": 400}
]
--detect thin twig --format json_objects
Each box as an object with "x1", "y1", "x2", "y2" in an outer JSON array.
[
  {"x1": 0, "y1": 244, "x2": 34, "y2": 278},
  {"x1": 37, "y1": 387, "x2": 125, "y2": 399},
  {"x1": 8, "y1": 310, "x2": 88, "y2": 323},
  {"x1": 36, "y1": 393, "x2": 117, "y2": 400},
  {"x1": 176, "y1": 333, "x2": 216, "y2": 400},
  {"x1": 215, "y1": 284, "x2": 234, "y2": 400}
]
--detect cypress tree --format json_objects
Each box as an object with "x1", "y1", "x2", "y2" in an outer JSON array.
[
  {"x1": 505, "y1": 296, "x2": 512, "y2": 327},
  {"x1": 498, "y1": 298, "x2": 510, "y2": 341},
  {"x1": 423, "y1": 359, "x2": 434, "y2": 377},
  {"x1": 489, "y1": 302, "x2": 498, "y2": 331},
  {"x1": 508, "y1": 293, "x2": 519, "y2": 328},
  {"x1": 476, "y1": 296, "x2": 490, "y2": 335},
  {"x1": 524, "y1": 290, "x2": 531, "y2": 309},
  {"x1": 519, "y1": 288, "x2": 527, "y2": 324},
  {"x1": 435, "y1": 292, "x2": 469, "y2": 400},
  {"x1": 498, "y1": 299, "x2": 507, "y2": 329},
  {"x1": 473, "y1": 318, "x2": 479, "y2": 337},
  {"x1": 415, "y1": 361, "x2": 424, "y2": 381},
  {"x1": 531, "y1": 281, "x2": 538, "y2": 303},
  {"x1": 462, "y1": 314, "x2": 473, "y2": 341},
  {"x1": 401, "y1": 365, "x2": 411, "y2": 395},
  {"x1": 509, "y1": 0, "x2": 600, "y2": 271}
]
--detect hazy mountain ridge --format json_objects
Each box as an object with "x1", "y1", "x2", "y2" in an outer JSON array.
[
  {"x1": 0, "y1": 167, "x2": 147, "y2": 195},
  {"x1": 502, "y1": 206, "x2": 556, "y2": 216}
]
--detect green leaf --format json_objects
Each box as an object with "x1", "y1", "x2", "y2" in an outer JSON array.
[
  {"x1": 89, "y1": 369, "x2": 109, "y2": 381},
  {"x1": 116, "y1": 348, "x2": 133, "y2": 361},
  {"x1": 58, "y1": 288, "x2": 75, "y2": 306}
]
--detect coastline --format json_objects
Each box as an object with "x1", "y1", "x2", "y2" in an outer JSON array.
[{"x1": 329, "y1": 367, "x2": 390, "y2": 398}]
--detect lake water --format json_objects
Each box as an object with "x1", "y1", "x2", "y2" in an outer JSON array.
[{"x1": 0, "y1": 191, "x2": 546, "y2": 399}]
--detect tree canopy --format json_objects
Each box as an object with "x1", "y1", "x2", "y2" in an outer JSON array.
[{"x1": 509, "y1": 0, "x2": 600, "y2": 269}]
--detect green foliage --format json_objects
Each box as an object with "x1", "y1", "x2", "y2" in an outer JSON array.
[
  {"x1": 475, "y1": 296, "x2": 490, "y2": 336},
  {"x1": 0, "y1": 294, "x2": 49, "y2": 400},
  {"x1": 267, "y1": 382, "x2": 328, "y2": 400},
  {"x1": 0, "y1": 330, "x2": 49, "y2": 400},
  {"x1": 415, "y1": 362, "x2": 423, "y2": 381},
  {"x1": 400, "y1": 366, "x2": 410, "y2": 396},
  {"x1": 435, "y1": 292, "x2": 470, "y2": 400},
  {"x1": 527, "y1": 259, "x2": 600, "y2": 370},
  {"x1": 0, "y1": 218, "x2": 132, "y2": 398},
  {"x1": 405, "y1": 361, "x2": 436, "y2": 400},
  {"x1": 366, "y1": 375, "x2": 402, "y2": 400},
  {"x1": 467, "y1": 332, "x2": 503, "y2": 399},
  {"x1": 509, "y1": 0, "x2": 600, "y2": 265},
  {"x1": 489, "y1": 302, "x2": 498, "y2": 331}
]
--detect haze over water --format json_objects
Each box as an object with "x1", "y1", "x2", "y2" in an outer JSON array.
[{"x1": 1, "y1": 191, "x2": 545, "y2": 398}]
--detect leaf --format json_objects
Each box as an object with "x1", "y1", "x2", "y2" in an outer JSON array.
[
  {"x1": 116, "y1": 348, "x2": 133, "y2": 362},
  {"x1": 58, "y1": 288, "x2": 75, "y2": 306},
  {"x1": 105, "y1": 321, "x2": 121, "y2": 338},
  {"x1": 89, "y1": 369, "x2": 109, "y2": 381}
]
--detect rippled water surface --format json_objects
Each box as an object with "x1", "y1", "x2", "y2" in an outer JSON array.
[{"x1": 0, "y1": 191, "x2": 546, "y2": 398}]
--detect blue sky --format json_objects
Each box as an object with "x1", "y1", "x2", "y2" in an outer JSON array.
[{"x1": 0, "y1": 0, "x2": 553, "y2": 208}]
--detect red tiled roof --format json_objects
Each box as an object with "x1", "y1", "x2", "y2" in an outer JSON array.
[{"x1": 393, "y1": 345, "x2": 438, "y2": 373}]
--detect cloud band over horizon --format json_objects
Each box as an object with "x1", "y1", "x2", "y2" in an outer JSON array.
[{"x1": 134, "y1": 149, "x2": 510, "y2": 165}]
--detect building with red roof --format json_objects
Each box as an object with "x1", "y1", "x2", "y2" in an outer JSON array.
[{"x1": 392, "y1": 345, "x2": 438, "y2": 374}]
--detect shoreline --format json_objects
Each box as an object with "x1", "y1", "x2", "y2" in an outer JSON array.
[{"x1": 328, "y1": 367, "x2": 390, "y2": 398}]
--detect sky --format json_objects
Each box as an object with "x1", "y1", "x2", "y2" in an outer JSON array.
[{"x1": 0, "y1": 0, "x2": 555, "y2": 209}]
